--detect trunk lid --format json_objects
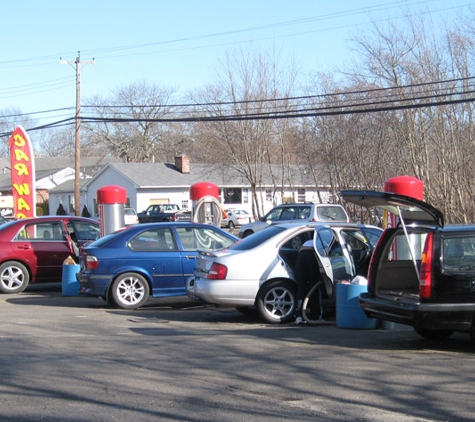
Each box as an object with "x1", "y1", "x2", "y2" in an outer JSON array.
[{"x1": 340, "y1": 190, "x2": 444, "y2": 227}]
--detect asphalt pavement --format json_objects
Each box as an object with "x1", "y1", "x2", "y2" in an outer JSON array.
[{"x1": 1, "y1": 284, "x2": 474, "y2": 421}]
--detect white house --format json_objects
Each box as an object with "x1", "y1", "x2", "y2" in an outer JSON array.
[{"x1": 49, "y1": 156, "x2": 336, "y2": 218}]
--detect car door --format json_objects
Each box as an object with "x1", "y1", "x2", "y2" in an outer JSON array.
[
  {"x1": 128, "y1": 226, "x2": 187, "y2": 297},
  {"x1": 14, "y1": 220, "x2": 73, "y2": 282},
  {"x1": 313, "y1": 226, "x2": 355, "y2": 299}
]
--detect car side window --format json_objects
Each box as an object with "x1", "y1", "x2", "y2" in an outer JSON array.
[
  {"x1": 443, "y1": 237, "x2": 475, "y2": 271},
  {"x1": 298, "y1": 207, "x2": 311, "y2": 219},
  {"x1": 15, "y1": 222, "x2": 65, "y2": 241},
  {"x1": 128, "y1": 228, "x2": 178, "y2": 251},
  {"x1": 264, "y1": 208, "x2": 283, "y2": 222},
  {"x1": 68, "y1": 221, "x2": 100, "y2": 241},
  {"x1": 279, "y1": 208, "x2": 296, "y2": 220},
  {"x1": 315, "y1": 227, "x2": 337, "y2": 256},
  {"x1": 385, "y1": 233, "x2": 427, "y2": 262},
  {"x1": 175, "y1": 227, "x2": 235, "y2": 251}
]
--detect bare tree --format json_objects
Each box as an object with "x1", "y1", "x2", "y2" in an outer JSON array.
[
  {"x1": 189, "y1": 46, "x2": 299, "y2": 217},
  {"x1": 83, "y1": 82, "x2": 181, "y2": 162}
]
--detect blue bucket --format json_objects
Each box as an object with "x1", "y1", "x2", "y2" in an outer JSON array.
[
  {"x1": 336, "y1": 283, "x2": 379, "y2": 329},
  {"x1": 62, "y1": 264, "x2": 81, "y2": 296}
]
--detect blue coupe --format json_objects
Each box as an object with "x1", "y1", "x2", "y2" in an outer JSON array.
[{"x1": 77, "y1": 222, "x2": 238, "y2": 309}]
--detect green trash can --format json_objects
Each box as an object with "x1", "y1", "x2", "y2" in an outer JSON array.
[{"x1": 336, "y1": 283, "x2": 379, "y2": 329}]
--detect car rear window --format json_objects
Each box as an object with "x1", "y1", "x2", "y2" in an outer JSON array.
[
  {"x1": 316, "y1": 206, "x2": 348, "y2": 222},
  {"x1": 230, "y1": 226, "x2": 286, "y2": 250}
]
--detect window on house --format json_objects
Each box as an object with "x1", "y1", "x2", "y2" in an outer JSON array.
[
  {"x1": 223, "y1": 188, "x2": 242, "y2": 204},
  {"x1": 297, "y1": 189, "x2": 305, "y2": 202}
]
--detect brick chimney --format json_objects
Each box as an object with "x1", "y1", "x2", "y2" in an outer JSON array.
[{"x1": 175, "y1": 155, "x2": 190, "y2": 173}]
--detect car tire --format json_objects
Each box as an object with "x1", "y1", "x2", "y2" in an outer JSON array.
[
  {"x1": 111, "y1": 272, "x2": 150, "y2": 309},
  {"x1": 257, "y1": 280, "x2": 296, "y2": 324},
  {"x1": 242, "y1": 230, "x2": 254, "y2": 238},
  {"x1": 0, "y1": 261, "x2": 30, "y2": 294},
  {"x1": 228, "y1": 221, "x2": 235, "y2": 229},
  {"x1": 414, "y1": 327, "x2": 454, "y2": 341}
]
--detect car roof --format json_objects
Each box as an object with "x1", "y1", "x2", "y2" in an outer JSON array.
[
  {"x1": 8, "y1": 216, "x2": 98, "y2": 223},
  {"x1": 274, "y1": 221, "x2": 382, "y2": 230}
]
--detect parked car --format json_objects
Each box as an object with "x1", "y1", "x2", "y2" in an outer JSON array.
[
  {"x1": 137, "y1": 204, "x2": 192, "y2": 223},
  {"x1": 238, "y1": 203, "x2": 349, "y2": 238},
  {"x1": 187, "y1": 222, "x2": 382, "y2": 323},
  {"x1": 124, "y1": 208, "x2": 139, "y2": 226},
  {"x1": 341, "y1": 189, "x2": 475, "y2": 341},
  {"x1": 77, "y1": 222, "x2": 238, "y2": 309},
  {"x1": 0, "y1": 216, "x2": 100, "y2": 294},
  {"x1": 221, "y1": 209, "x2": 255, "y2": 229}
]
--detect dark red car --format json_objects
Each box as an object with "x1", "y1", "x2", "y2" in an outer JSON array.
[{"x1": 0, "y1": 216, "x2": 100, "y2": 294}]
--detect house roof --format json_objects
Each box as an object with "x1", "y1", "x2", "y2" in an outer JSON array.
[
  {"x1": 84, "y1": 162, "x2": 328, "y2": 189},
  {"x1": 0, "y1": 156, "x2": 121, "y2": 192}
]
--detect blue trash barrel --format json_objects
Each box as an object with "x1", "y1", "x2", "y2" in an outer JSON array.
[
  {"x1": 62, "y1": 263, "x2": 81, "y2": 296},
  {"x1": 336, "y1": 283, "x2": 379, "y2": 329}
]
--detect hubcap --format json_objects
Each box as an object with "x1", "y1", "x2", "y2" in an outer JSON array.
[
  {"x1": 264, "y1": 287, "x2": 294, "y2": 319},
  {"x1": 1, "y1": 267, "x2": 24, "y2": 290},
  {"x1": 117, "y1": 277, "x2": 145, "y2": 305}
]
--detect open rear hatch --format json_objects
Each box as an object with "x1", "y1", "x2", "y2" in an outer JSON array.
[
  {"x1": 340, "y1": 190, "x2": 444, "y2": 286},
  {"x1": 340, "y1": 190, "x2": 444, "y2": 227}
]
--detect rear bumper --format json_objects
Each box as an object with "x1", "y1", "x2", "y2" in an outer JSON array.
[
  {"x1": 186, "y1": 276, "x2": 257, "y2": 307},
  {"x1": 76, "y1": 272, "x2": 110, "y2": 297},
  {"x1": 359, "y1": 292, "x2": 475, "y2": 331}
]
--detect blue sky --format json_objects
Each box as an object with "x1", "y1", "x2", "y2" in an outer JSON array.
[{"x1": 1, "y1": 0, "x2": 473, "y2": 126}]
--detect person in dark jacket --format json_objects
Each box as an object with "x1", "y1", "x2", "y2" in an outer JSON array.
[{"x1": 293, "y1": 239, "x2": 323, "y2": 325}]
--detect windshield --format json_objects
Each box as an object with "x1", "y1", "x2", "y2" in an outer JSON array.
[{"x1": 230, "y1": 226, "x2": 286, "y2": 250}]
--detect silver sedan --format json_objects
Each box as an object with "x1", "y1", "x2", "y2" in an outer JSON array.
[{"x1": 187, "y1": 222, "x2": 382, "y2": 323}]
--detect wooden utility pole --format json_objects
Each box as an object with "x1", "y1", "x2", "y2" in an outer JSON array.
[{"x1": 60, "y1": 52, "x2": 95, "y2": 215}]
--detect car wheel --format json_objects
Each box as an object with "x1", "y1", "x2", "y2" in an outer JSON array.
[
  {"x1": 228, "y1": 221, "x2": 235, "y2": 229},
  {"x1": 257, "y1": 280, "x2": 296, "y2": 324},
  {"x1": 111, "y1": 272, "x2": 150, "y2": 309},
  {"x1": 414, "y1": 327, "x2": 454, "y2": 341},
  {"x1": 242, "y1": 230, "x2": 254, "y2": 238},
  {"x1": 0, "y1": 261, "x2": 30, "y2": 294}
]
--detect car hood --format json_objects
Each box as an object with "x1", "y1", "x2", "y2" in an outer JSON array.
[{"x1": 340, "y1": 190, "x2": 444, "y2": 227}]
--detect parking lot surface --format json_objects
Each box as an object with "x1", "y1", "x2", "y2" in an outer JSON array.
[{"x1": 1, "y1": 284, "x2": 475, "y2": 421}]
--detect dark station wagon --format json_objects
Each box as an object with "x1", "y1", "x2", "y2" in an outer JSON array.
[{"x1": 341, "y1": 190, "x2": 475, "y2": 341}]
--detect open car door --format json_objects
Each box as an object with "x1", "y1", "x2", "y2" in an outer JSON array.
[{"x1": 313, "y1": 226, "x2": 356, "y2": 299}]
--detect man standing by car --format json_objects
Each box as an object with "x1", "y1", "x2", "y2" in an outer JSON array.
[{"x1": 293, "y1": 239, "x2": 324, "y2": 325}]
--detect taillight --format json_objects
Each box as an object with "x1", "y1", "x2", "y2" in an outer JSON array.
[
  {"x1": 86, "y1": 255, "x2": 99, "y2": 270},
  {"x1": 208, "y1": 262, "x2": 227, "y2": 280},
  {"x1": 173, "y1": 214, "x2": 178, "y2": 221},
  {"x1": 419, "y1": 232, "x2": 434, "y2": 299}
]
